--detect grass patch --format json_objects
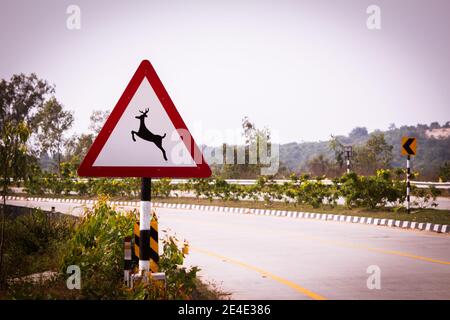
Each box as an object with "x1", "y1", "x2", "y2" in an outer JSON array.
[{"x1": 0, "y1": 202, "x2": 225, "y2": 300}]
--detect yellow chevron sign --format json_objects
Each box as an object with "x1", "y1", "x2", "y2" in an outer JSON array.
[{"x1": 401, "y1": 137, "x2": 417, "y2": 156}]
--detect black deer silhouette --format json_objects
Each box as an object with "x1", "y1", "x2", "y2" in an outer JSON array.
[{"x1": 131, "y1": 108, "x2": 168, "y2": 161}]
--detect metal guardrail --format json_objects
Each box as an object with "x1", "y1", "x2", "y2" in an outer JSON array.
[{"x1": 14, "y1": 178, "x2": 450, "y2": 189}]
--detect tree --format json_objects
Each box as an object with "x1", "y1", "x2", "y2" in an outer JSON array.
[
  {"x1": 33, "y1": 97, "x2": 74, "y2": 175},
  {"x1": 64, "y1": 133, "x2": 94, "y2": 166},
  {"x1": 329, "y1": 135, "x2": 345, "y2": 170},
  {"x1": 429, "y1": 122, "x2": 440, "y2": 130},
  {"x1": 348, "y1": 127, "x2": 368, "y2": 140},
  {"x1": 220, "y1": 117, "x2": 272, "y2": 178},
  {"x1": 0, "y1": 74, "x2": 52, "y2": 285},
  {"x1": 63, "y1": 109, "x2": 109, "y2": 166},
  {"x1": 307, "y1": 154, "x2": 331, "y2": 177},
  {"x1": 89, "y1": 109, "x2": 110, "y2": 135},
  {"x1": 0, "y1": 74, "x2": 53, "y2": 131},
  {"x1": 353, "y1": 132, "x2": 393, "y2": 175},
  {"x1": 0, "y1": 121, "x2": 31, "y2": 286}
]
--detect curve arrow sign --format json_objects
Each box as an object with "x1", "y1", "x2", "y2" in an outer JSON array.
[{"x1": 401, "y1": 137, "x2": 416, "y2": 156}]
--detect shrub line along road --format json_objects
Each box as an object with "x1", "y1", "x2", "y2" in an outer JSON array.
[{"x1": 6, "y1": 198, "x2": 450, "y2": 300}]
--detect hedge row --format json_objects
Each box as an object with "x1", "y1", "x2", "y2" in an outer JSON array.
[{"x1": 22, "y1": 169, "x2": 441, "y2": 210}]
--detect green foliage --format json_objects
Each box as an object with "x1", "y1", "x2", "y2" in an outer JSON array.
[
  {"x1": 4, "y1": 201, "x2": 214, "y2": 300},
  {"x1": 59, "y1": 200, "x2": 135, "y2": 299},
  {"x1": 33, "y1": 97, "x2": 74, "y2": 174},
  {"x1": 59, "y1": 199, "x2": 206, "y2": 299},
  {"x1": 190, "y1": 177, "x2": 214, "y2": 200},
  {"x1": 0, "y1": 73, "x2": 53, "y2": 133},
  {"x1": 338, "y1": 170, "x2": 405, "y2": 209},
  {"x1": 281, "y1": 123, "x2": 450, "y2": 180},
  {"x1": 411, "y1": 186, "x2": 441, "y2": 209},
  {"x1": 22, "y1": 170, "x2": 440, "y2": 211},
  {"x1": 1, "y1": 121, "x2": 31, "y2": 194},
  {"x1": 439, "y1": 162, "x2": 450, "y2": 182},
  {"x1": 159, "y1": 235, "x2": 199, "y2": 299},
  {"x1": 352, "y1": 132, "x2": 393, "y2": 175},
  {"x1": 152, "y1": 178, "x2": 173, "y2": 198},
  {"x1": 1, "y1": 208, "x2": 75, "y2": 286},
  {"x1": 215, "y1": 116, "x2": 273, "y2": 179},
  {"x1": 307, "y1": 154, "x2": 333, "y2": 177}
]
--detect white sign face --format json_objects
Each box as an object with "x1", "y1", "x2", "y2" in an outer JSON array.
[
  {"x1": 78, "y1": 60, "x2": 211, "y2": 178},
  {"x1": 93, "y1": 78, "x2": 196, "y2": 167}
]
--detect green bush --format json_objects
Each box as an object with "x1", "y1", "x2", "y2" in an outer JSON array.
[
  {"x1": 128, "y1": 234, "x2": 200, "y2": 300},
  {"x1": 152, "y1": 178, "x2": 173, "y2": 198},
  {"x1": 59, "y1": 200, "x2": 135, "y2": 299},
  {"x1": 412, "y1": 186, "x2": 441, "y2": 209},
  {"x1": 339, "y1": 170, "x2": 405, "y2": 209},
  {"x1": 1, "y1": 208, "x2": 75, "y2": 285},
  {"x1": 3, "y1": 201, "x2": 214, "y2": 299},
  {"x1": 20, "y1": 163, "x2": 441, "y2": 211}
]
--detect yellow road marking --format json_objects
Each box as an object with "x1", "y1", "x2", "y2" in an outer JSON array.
[
  {"x1": 363, "y1": 247, "x2": 450, "y2": 265},
  {"x1": 283, "y1": 233, "x2": 450, "y2": 266},
  {"x1": 165, "y1": 215, "x2": 450, "y2": 266},
  {"x1": 191, "y1": 246, "x2": 326, "y2": 300}
]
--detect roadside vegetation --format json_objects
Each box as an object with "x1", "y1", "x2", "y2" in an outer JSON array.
[
  {"x1": 20, "y1": 168, "x2": 442, "y2": 210},
  {"x1": 0, "y1": 200, "x2": 226, "y2": 300},
  {"x1": 9, "y1": 168, "x2": 449, "y2": 225}
]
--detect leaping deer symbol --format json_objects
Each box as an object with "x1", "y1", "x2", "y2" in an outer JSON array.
[{"x1": 131, "y1": 108, "x2": 168, "y2": 161}]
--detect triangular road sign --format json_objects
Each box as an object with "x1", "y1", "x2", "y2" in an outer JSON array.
[{"x1": 78, "y1": 60, "x2": 211, "y2": 178}]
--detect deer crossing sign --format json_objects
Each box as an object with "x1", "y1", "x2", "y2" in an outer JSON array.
[{"x1": 78, "y1": 60, "x2": 211, "y2": 178}]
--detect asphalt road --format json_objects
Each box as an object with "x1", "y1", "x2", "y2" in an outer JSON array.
[{"x1": 6, "y1": 198, "x2": 450, "y2": 300}]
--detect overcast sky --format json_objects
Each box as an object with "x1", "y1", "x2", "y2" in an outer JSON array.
[{"x1": 1, "y1": 0, "x2": 449, "y2": 144}]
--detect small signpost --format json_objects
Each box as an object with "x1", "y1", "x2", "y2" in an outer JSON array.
[
  {"x1": 344, "y1": 146, "x2": 353, "y2": 174},
  {"x1": 78, "y1": 60, "x2": 211, "y2": 279},
  {"x1": 401, "y1": 137, "x2": 417, "y2": 214}
]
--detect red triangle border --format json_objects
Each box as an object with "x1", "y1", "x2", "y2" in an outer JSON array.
[{"x1": 77, "y1": 60, "x2": 211, "y2": 178}]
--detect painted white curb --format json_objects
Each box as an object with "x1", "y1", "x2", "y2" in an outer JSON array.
[{"x1": 5, "y1": 195, "x2": 449, "y2": 234}]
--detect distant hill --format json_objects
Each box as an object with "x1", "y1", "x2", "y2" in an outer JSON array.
[
  {"x1": 279, "y1": 123, "x2": 450, "y2": 179},
  {"x1": 203, "y1": 122, "x2": 450, "y2": 180}
]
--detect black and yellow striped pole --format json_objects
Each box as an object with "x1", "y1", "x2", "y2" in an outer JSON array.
[
  {"x1": 133, "y1": 211, "x2": 159, "y2": 273},
  {"x1": 133, "y1": 222, "x2": 140, "y2": 261},
  {"x1": 150, "y1": 211, "x2": 159, "y2": 273}
]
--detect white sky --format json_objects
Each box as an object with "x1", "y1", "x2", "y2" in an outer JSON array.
[{"x1": 1, "y1": 0, "x2": 449, "y2": 144}]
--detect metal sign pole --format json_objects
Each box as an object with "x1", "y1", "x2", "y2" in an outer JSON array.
[
  {"x1": 139, "y1": 177, "x2": 151, "y2": 273},
  {"x1": 344, "y1": 146, "x2": 352, "y2": 174},
  {"x1": 406, "y1": 155, "x2": 411, "y2": 214},
  {"x1": 346, "y1": 153, "x2": 350, "y2": 174}
]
